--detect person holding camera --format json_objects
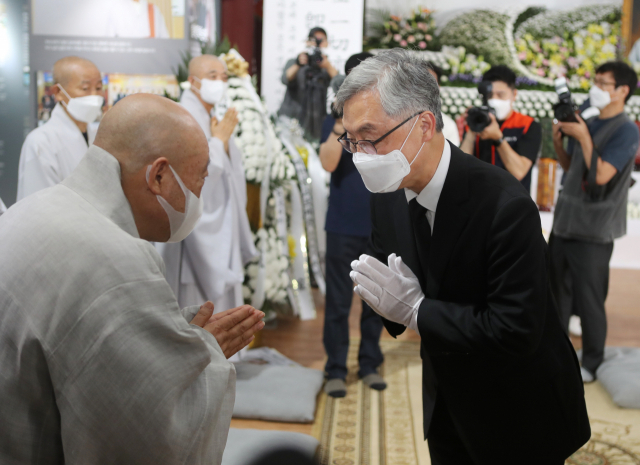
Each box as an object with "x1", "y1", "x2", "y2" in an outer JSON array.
[
  {"x1": 278, "y1": 27, "x2": 339, "y2": 140},
  {"x1": 319, "y1": 52, "x2": 387, "y2": 398},
  {"x1": 550, "y1": 61, "x2": 639, "y2": 383},
  {"x1": 460, "y1": 65, "x2": 542, "y2": 192}
]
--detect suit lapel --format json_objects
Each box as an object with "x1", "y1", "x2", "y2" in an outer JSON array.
[
  {"x1": 426, "y1": 147, "x2": 470, "y2": 298},
  {"x1": 391, "y1": 192, "x2": 427, "y2": 290}
]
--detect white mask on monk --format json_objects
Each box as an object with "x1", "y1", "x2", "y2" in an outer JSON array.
[
  {"x1": 57, "y1": 84, "x2": 104, "y2": 123},
  {"x1": 192, "y1": 76, "x2": 228, "y2": 105},
  {"x1": 146, "y1": 165, "x2": 204, "y2": 243}
]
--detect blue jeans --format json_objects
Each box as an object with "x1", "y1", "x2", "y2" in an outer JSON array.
[{"x1": 323, "y1": 232, "x2": 384, "y2": 380}]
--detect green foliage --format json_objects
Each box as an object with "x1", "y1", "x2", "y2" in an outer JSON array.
[
  {"x1": 163, "y1": 89, "x2": 179, "y2": 103},
  {"x1": 438, "y1": 10, "x2": 512, "y2": 67},
  {"x1": 173, "y1": 50, "x2": 193, "y2": 86},
  {"x1": 201, "y1": 35, "x2": 234, "y2": 56},
  {"x1": 513, "y1": 7, "x2": 547, "y2": 34}
]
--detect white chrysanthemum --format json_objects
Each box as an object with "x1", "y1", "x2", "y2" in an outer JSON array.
[{"x1": 242, "y1": 285, "x2": 252, "y2": 300}]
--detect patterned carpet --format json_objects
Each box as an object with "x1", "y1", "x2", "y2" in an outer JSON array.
[{"x1": 313, "y1": 340, "x2": 640, "y2": 465}]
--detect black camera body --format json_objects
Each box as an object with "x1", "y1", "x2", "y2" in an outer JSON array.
[
  {"x1": 553, "y1": 77, "x2": 578, "y2": 123},
  {"x1": 306, "y1": 37, "x2": 324, "y2": 71},
  {"x1": 466, "y1": 81, "x2": 495, "y2": 133}
]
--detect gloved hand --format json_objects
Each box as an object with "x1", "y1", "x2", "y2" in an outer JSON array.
[{"x1": 350, "y1": 253, "x2": 424, "y2": 333}]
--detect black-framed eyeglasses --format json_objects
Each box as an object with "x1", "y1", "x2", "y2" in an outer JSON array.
[{"x1": 337, "y1": 111, "x2": 425, "y2": 155}]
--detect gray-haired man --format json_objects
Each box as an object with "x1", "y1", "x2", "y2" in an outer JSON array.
[{"x1": 344, "y1": 49, "x2": 590, "y2": 464}]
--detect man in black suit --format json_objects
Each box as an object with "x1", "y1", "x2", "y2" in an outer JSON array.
[{"x1": 335, "y1": 49, "x2": 590, "y2": 464}]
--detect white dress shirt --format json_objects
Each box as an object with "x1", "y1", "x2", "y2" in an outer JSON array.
[
  {"x1": 442, "y1": 113, "x2": 460, "y2": 147},
  {"x1": 404, "y1": 140, "x2": 452, "y2": 234}
]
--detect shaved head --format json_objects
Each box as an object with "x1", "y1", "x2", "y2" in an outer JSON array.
[
  {"x1": 94, "y1": 93, "x2": 208, "y2": 173},
  {"x1": 188, "y1": 54, "x2": 227, "y2": 80},
  {"x1": 93, "y1": 94, "x2": 210, "y2": 242},
  {"x1": 53, "y1": 56, "x2": 99, "y2": 88}
]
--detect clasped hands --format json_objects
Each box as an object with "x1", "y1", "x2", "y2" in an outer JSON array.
[
  {"x1": 211, "y1": 107, "x2": 239, "y2": 154},
  {"x1": 350, "y1": 254, "x2": 424, "y2": 333},
  {"x1": 190, "y1": 302, "x2": 265, "y2": 359}
]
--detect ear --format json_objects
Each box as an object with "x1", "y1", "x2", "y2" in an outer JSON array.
[
  {"x1": 512, "y1": 88, "x2": 518, "y2": 101},
  {"x1": 188, "y1": 76, "x2": 198, "y2": 89},
  {"x1": 419, "y1": 111, "x2": 437, "y2": 143},
  {"x1": 619, "y1": 85, "x2": 630, "y2": 102},
  {"x1": 52, "y1": 84, "x2": 65, "y2": 103},
  {"x1": 146, "y1": 157, "x2": 171, "y2": 196}
]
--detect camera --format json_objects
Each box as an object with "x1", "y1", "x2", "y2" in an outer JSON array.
[
  {"x1": 466, "y1": 81, "x2": 495, "y2": 133},
  {"x1": 553, "y1": 77, "x2": 578, "y2": 123},
  {"x1": 306, "y1": 37, "x2": 324, "y2": 71}
]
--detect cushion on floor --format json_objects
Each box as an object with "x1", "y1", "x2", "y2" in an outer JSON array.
[
  {"x1": 232, "y1": 362, "x2": 324, "y2": 423},
  {"x1": 221, "y1": 428, "x2": 319, "y2": 465},
  {"x1": 596, "y1": 347, "x2": 640, "y2": 409}
]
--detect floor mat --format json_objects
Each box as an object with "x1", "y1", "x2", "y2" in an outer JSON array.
[{"x1": 313, "y1": 339, "x2": 640, "y2": 465}]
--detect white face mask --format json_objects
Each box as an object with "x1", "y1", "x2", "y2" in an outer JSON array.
[
  {"x1": 193, "y1": 77, "x2": 228, "y2": 105},
  {"x1": 488, "y1": 98, "x2": 512, "y2": 121},
  {"x1": 352, "y1": 116, "x2": 425, "y2": 194},
  {"x1": 146, "y1": 164, "x2": 204, "y2": 243},
  {"x1": 58, "y1": 84, "x2": 104, "y2": 123},
  {"x1": 589, "y1": 85, "x2": 612, "y2": 110}
]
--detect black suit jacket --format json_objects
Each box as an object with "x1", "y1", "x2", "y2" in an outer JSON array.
[{"x1": 369, "y1": 144, "x2": 590, "y2": 462}]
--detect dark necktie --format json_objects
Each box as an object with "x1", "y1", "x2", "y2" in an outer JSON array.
[{"x1": 408, "y1": 198, "x2": 432, "y2": 289}]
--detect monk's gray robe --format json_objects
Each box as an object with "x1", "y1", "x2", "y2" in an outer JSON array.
[{"x1": 0, "y1": 145, "x2": 235, "y2": 465}]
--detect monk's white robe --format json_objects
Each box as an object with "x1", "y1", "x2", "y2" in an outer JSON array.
[
  {"x1": 0, "y1": 145, "x2": 235, "y2": 465},
  {"x1": 0, "y1": 196, "x2": 6, "y2": 215},
  {"x1": 17, "y1": 103, "x2": 97, "y2": 201},
  {"x1": 159, "y1": 89, "x2": 256, "y2": 312}
]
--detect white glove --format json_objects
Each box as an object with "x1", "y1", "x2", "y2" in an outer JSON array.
[{"x1": 350, "y1": 253, "x2": 424, "y2": 333}]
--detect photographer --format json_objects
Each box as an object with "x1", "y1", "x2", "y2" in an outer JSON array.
[
  {"x1": 278, "y1": 27, "x2": 339, "y2": 140},
  {"x1": 460, "y1": 65, "x2": 542, "y2": 191},
  {"x1": 550, "y1": 61, "x2": 639, "y2": 383}
]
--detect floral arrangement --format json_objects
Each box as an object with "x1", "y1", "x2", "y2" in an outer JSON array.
[
  {"x1": 440, "y1": 45, "x2": 491, "y2": 84},
  {"x1": 365, "y1": 7, "x2": 437, "y2": 51},
  {"x1": 515, "y1": 22, "x2": 621, "y2": 90},
  {"x1": 514, "y1": 5, "x2": 621, "y2": 41},
  {"x1": 226, "y1": 74, "x2": 298, "y2": 313},
  {"x1": 438, "y1": 10, "x2": 512, "y2": 67},
  {"x1": 227, "y1": 77, "x2": 296, "y2": 186},
  {"x1": 243, "y1": 228, "x2": 290, "y2": 306},
  {"x1": 629, "y1": 202, "x2": 640, "y2": 220},
  {"x1": 220, "y1": 50, "x2": 250, "y2": 78}
]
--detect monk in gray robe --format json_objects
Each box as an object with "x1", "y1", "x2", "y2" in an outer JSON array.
[{"x1": 0, "y1": 94, "x2": 264, "y2": 465}]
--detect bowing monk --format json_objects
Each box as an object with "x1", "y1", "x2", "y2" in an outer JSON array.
[{"x1": 0, "y1": 94, "x2": 264, "y2": 465}]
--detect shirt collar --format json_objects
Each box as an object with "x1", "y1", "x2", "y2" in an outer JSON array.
[
  {"x1": 404, "y1": 140, "x2": 451, "y2": 213},
  {"x1": 62, "y1": 145, "x2": 140, "y2": 239}
]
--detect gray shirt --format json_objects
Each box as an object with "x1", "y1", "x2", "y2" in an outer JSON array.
[
  {"x1": 278, "y1": 58, "x2": 331, "y2": 139},
  {"x1": 0, "y1": 145, "x2": 235, "y2": 464},
  {"x1": 553, "y1": 113, "x2": 638, "y2": 243}
]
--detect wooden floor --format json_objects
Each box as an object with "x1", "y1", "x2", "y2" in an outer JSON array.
[{"x1": 230, "y1": 268, "x2": 640, "y2": 435}]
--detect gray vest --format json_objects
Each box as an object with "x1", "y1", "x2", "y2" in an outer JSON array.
[{"x1": 552, "y1": 113, "x2": 634, "y2": 243}]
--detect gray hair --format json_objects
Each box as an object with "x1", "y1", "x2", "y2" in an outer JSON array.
[{"x1": 334, "y1": 48, "x2": 444, "y2": 132}]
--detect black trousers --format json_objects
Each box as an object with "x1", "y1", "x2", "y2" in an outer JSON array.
[
  {"x1": 323, "y1": 232, "x2": 384, "y2": 380},
  {"x1": 428, "y1": 395, "x2": 569, "y2": 465},
  {"x1": 549, "y1": 234, "x2": 614, "y2": 374}
]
